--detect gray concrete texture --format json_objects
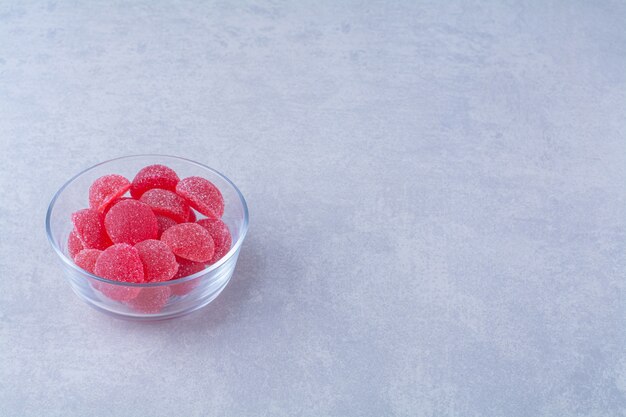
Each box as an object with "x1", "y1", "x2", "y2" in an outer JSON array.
[{"x1": 0, "y1": 1, "x2": 625, "y2": 416}]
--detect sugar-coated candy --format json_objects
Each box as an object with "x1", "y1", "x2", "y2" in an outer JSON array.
[
  {"x1": 161, "y1": 223, "x2": 215, "y2": 262},
  {"x1": 156, "y1": 215, "x2": 177, "y2": 238},
  {"x1": 135, "y1": 239, "x2": 179, "y2": 282},
  {"x1": 65, "y1": 164, "x2": 233, "y2": 309},
  {"x1": 89, "y1": 174, "x2": 131, "y2": 213},
  {"x1": 71, "y1": 208, "x2": 112, "y2": 250},
  {"x1": 94, "y1": 243, "x2": 145, "y2": 283},
  {"x1": 74, "y1": 249, "x2": 102, "y2": 274},
  {"x1": 68, "y1": 230, "x2": 85, "y2": 259},
  {"x1": 130, "y1": 164, "x2": 180, "y2": 199},
  {"x1": 104, "y1": 199, "x2": 158, "y2": 245},
  {"x1": 127, "y1": 287, "x2": 171, "y2": 313},
  {"x1": 93, "y1": 243, "x2": 144, "y2": 301},
  {"x1": 140, "y1": 188, "x2": 191, "y2": 223},
  {"x1": 176, "y1": 177, "x2": 224, "y2": 219},
  {"x1": 196, "y1": 218, "x2": 232, "y2": 264},
  {"x1": 170, "y1": 257, "x2": 205, "y2": 296}
]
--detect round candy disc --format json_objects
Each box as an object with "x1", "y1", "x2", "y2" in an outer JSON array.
[
  {"x1": 176, "y1": 177, "x2": 224, "y2": 219},
  {"x1": 161, "y1": 223, "x2": 215, "y2": 262},
  {"x1": 130, "y1": 164, "x2": 180, "y2": 199},
  {"x1": 94, "y1": 243, "x2": 145, "y2": 283},
  {"x1": 93, "y1": 243, "x2": 144, "y2": 301},
  {"x1": 71, "y1": 208, "x2": 112, "y2": 250},
  {"x1": 135, "y1": 239, "x2": 179, "y2": 282},
  {"x1": 74, "y1": 249, "x2": 102, "y2": 274},
  {"x1": 104, "y1": 199, "x2": 158, "y2": 245},
  {"x1": 140, "y1": 188, "x2": 191, "y2": 223},
  {"x1": 89, "y1": 174, "x2": 131, "y2": 213},
  {"x1": 197, "y1": 218, "x2": 232, "y2": 264}
]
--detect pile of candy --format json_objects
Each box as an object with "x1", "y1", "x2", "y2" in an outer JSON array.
[{"x1": 68, "y1": 164, "x2": 232, "y2": 313}]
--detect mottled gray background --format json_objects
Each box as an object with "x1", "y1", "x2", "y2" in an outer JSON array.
[{"x1": 0, "y1": 1, "x2": 625, "y2": 416}]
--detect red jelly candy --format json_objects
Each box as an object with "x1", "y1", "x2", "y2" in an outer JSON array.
[
  {"x1": 156, "y1": 215, "x2": 177, "y2": 238},
  {"x1": 127, "y1": 287, "x2": 171, "y2": 314},
  {"x1": 170, "y1": 257, "x2": 205, "y2": 296},
  {"x1": 74, "y1": 249, "x2": 102, "y2": 274},
  {"x1": 104, "y1": 199, "x2": 158, "y2": 245},
  {"x1": 161, "y1": 223, "x2": 215, "y2": 262},
  {"x1": 140, "y1": 188, "x2": 191, "y2": 223},
  {"x1": 89, "y1": 174, "x2": 131, "y2": 213},
  {"x1": 67, "y1": 229, "x2": 85, "y2": 259},
  {"x1": 197, "y1": 218, "x2": 232, "y2": 264},
  {"x1": 176, "y1": 177, "x2": 224, "y2": 219},
  {"x1": 71, "y1": 208, "x2": 112, "y2": 250},
  {"x1": 187, "y1": 209, "x2": 197, "y2": 222},
  {"x1": 93, "y1": 243, "x2": 144, "y2": 301},
  {"x1": 130, "y1": 164, "x2": 180, "y2": 199},
  {"x1": 94, "y1": 243, "x2": 145, "y2": 283},
  {"x1": 135, "y1": 239, "x2": 179, "y2": 282}
]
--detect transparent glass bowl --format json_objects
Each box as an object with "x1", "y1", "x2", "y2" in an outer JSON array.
[{"x1": 46, "y1": 155, "x2": 249, "y2": 321}]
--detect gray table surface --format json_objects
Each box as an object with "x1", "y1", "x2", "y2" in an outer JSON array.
[{"x1": 1, "y1": 1, "x2": 625, "y2": 416}]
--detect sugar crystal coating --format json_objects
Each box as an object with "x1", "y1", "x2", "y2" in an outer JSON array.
[
  {"x1": 127, "y1": 287, "x2": 171, "y2": 313},
  {"x1": 135, "y1": 239, "x2": 179, "y2": 282},
  {"x1": 68, "y1": 230, "x2": 85, "y2": 259},
  {"x1": 140, "y1": 188, "x2": 191, "y2": 223},
  {"x1": 74, "y1": 249, "x2": 102, "y2": 274},
  {"x1": 156, "y1": 215, "x2": 177, "y2": 238},
  {"x1": 130, "y1": 164, "x2": 180, "y2": 199},
  {"x1": 161, "y1": 223, "x2": 214, "y2": 262},
  {"x1": 89, "y1": 174, "x2": 131, "y2": 213},
  {"x1": 176, "y1": 176, "x2": 224, "y2": 219},
  {"x1": 94, "y1": 243, "x2": 145, "y2": 283},
  {"x1": 93, "y1": 243, "x2": 144, "y2": 301},
  {"x1": 104, "y1": 199, "x2": 158, "y2": 245},
  {"x1": 197, "y1": 218, "x2": 232, "y2": 264},
  {"x1": 71, "y1": 208, "x2": 112, "y2": 250}
]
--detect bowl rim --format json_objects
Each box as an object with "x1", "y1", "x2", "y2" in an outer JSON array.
[{"x1": 45, "y1": 154, "x2": 249, "y2": 287}]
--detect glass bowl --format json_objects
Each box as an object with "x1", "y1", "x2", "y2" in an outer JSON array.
[{"x1": 46, "y1": 155, "x2": 249, "y2": 321}]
